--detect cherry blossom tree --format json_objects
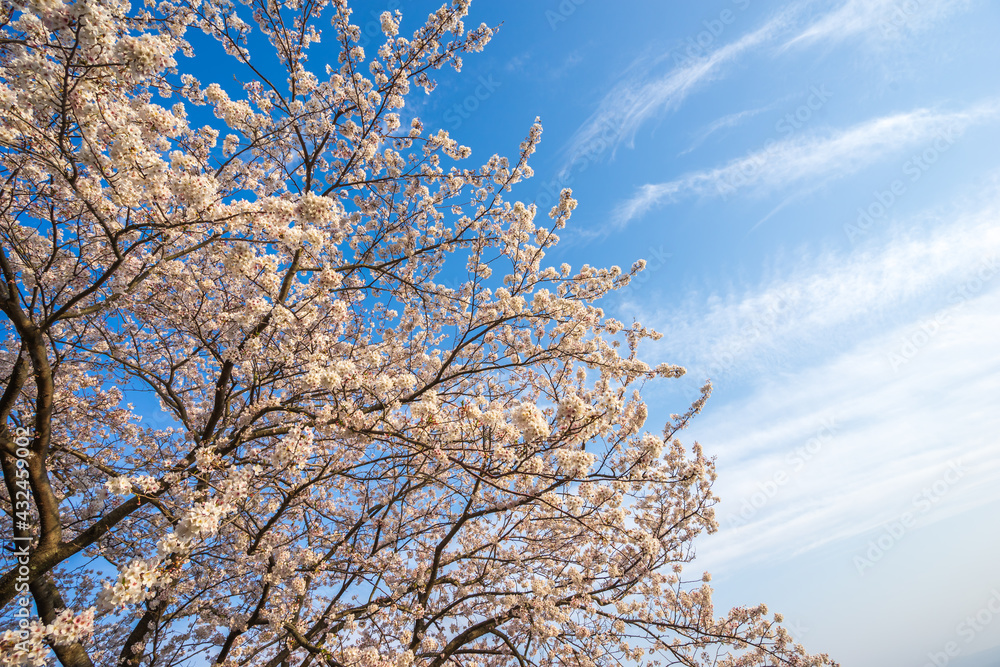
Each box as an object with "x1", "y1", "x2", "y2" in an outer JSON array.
[{"x1": 0, "y1": 0, "x2": 836, "y2": 665}]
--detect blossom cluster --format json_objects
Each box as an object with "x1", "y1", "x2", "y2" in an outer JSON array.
[
  {"x1": 99, "y1": 496, "x2": 234, "y2": 610},
  {"x1": 97, "y1": 558, "x2": 160, "y2": 609},
  {"x1": 269, "y1": 426, "x2": 316, "y2": 469},
  {"x1": 554, "y1": 447, "x2": 598, "y2": 477},
  {"x1": 0, "y1": 622, "x2": 48, "y2": 667},
  {"x1": 45, "y1": 607, "x2": 96, "y2": 647},
  {"x1": 511, "y1": 401, "x2": 550, "y2": 442}
]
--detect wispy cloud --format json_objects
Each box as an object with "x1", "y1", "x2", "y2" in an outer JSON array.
[
  {"x1": 561, "y1": 13, "x2": 793, "y2": 174},
  {"x1": 785, "y1": 0, "x2": 973, "y2": 47},
  {"x1": 679, "y1": 102, "x2": 786, "y2": 155},
  {"x1": 693, "y1": 298, "x2": 1000, "y2": 573},
  {"x1": 626, "y1": 196, "x2": 1000, "y2": 573},
  {"x1": 615, "y1": 101, "x2": 1000, "y2": 225},
  {"x1": 629, "y1": 196, "x2": 1000, "y2": 382}
]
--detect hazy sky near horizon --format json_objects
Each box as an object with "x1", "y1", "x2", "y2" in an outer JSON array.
[{"x1": 351, "y1": 0, "x2": 1000, "y2": 665}]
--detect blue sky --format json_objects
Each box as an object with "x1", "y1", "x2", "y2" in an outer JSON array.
[{"x1": 352, "y1": 0, "x2": 1000, "y2": 665}]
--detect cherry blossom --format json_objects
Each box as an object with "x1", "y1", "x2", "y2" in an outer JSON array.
[{"x1": 0, "y1": 1, "x2": 836, "y2": 666}]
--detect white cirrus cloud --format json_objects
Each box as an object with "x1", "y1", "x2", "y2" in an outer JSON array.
[
  {"x1": 560, "y1": 12, "x2": 795, "y2": 175},
  {"x1": 691, "y1": 295, "x2": 1000, "y2": 575},
  {"x1": 626, "y1": 195, "x2": 1000, "y2": 385},
  {"x1": 679, "y1": 101, "x2": 787, "y2": 155},
  {"x1": 614, "y1": 101, "x2": 1000, "y2": 226},
  {"x1": 623, "y1": 194, "x2": 1000, "y2": 574},
  {"x1": 785, "y1": 0, "x2": 974, "y2": 47}
]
